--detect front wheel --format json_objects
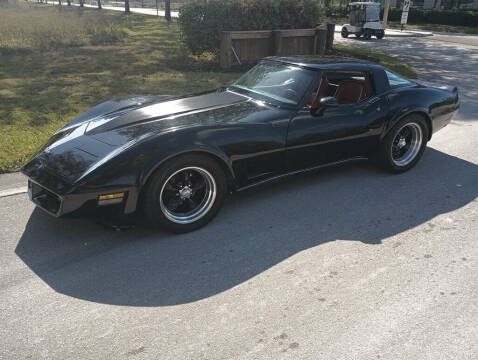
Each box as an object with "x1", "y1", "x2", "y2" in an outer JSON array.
[
  {"x1": 376, "y1": 29, "x2": 385, "y2": 39},
  {"x1": 142, "y1": 154, "x2": 227, "y2": 232},
  {"x1": 341, "y1": 27, "x2": 349, "y2": 38},
  {"x1": 372, "y1": 115, "x2": 429, "y2": 173},
  {"x1": 362, "y1": 29, "x2": 372, "y2": 40}
]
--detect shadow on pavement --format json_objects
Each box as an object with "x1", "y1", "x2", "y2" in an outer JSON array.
[{"x1": 15, "y1": 148, "x2": 478, "y2": 306}]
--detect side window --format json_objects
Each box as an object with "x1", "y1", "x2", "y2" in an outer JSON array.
[
  {"x1": 385, "y1": 70, "x2": 412, "y2": 87},
  {"x1": 307, "y1": 70, "x2": 374, "y2": 108},
  {"x1": 325, "y1": 71, "x2": 373, "y2": 105}
]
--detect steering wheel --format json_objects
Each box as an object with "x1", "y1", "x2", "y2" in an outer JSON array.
[{"x1": 283, "y1": 89, "x2": 301, "y2": 103}]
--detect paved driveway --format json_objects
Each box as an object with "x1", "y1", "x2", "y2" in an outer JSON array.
[{"x1": 1, "y1": 35, "x2": 478, "y2": 360}]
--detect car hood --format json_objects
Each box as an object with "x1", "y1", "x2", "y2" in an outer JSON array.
[{"x1": 22, "y1": 90, "x2": 259, "y2": 186}]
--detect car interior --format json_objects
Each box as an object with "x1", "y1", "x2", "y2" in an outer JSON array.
[{"x1": 307, "y1": 71, "x2": 373, "y2": 108}]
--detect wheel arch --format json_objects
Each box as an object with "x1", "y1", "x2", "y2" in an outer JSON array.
[
  {"x1": 139, "y1": 148, "x2": 237, "y2": 200},
  {"x1": 387, "y1": 109, "x2": 433, "y2": 141}
]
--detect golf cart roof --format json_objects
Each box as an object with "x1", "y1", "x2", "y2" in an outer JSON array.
[{"x1": 349, "y1": 2, "x2": 381, "y2": 6}]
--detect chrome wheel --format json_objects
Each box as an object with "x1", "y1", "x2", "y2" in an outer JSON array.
[
  {"x1": 159, "y1": 167, "x2": 216, "y2": 224},
  {"x1": 391, "y1": 122, "x2": 423, "y2": 167}
]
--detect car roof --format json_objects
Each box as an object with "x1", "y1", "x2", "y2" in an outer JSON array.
[{"x1": 263, "y1": 56, "x2": 378, "y2": 71}]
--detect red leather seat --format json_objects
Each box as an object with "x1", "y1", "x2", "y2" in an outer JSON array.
[{"x1": 334, "y1": 80, "x2": 365, "y2": 104}]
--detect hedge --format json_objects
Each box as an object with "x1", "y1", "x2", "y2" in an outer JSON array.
[
  {"x1": 385, "y1": 7, "x2": 478, "y2": 27},
  {"x1": 178, "y1": 0, "x2": 321, "y2": 55}
]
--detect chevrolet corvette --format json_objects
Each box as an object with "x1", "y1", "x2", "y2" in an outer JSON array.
[{"x1": 22, "y1": 56, "x2": 459, "y2": 232}]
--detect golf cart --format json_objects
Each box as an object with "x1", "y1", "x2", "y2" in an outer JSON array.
[{"x1": 341, "y1": 2, "x2": 384, "y2": 40}]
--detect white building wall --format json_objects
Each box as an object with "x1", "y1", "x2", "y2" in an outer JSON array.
[{"x1": 460, "y1": 0, "x2": 478, "y2": 9}]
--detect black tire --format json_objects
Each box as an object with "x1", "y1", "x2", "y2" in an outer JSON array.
[
  {"x1": 363, "y1": 29, "x2": 372, "y2": 40},
  {"x1": 341, "y1": 27, "x2": 349, "y2": 38},
  {"x1": 355, "y1": 32, "x2": 362, "y2": 38},
  {"x1": 142, "y1": 154, "x2": 227, "y2": 233},
  {"x1": 372, "y1": 114, "x2": 429, "y2": 173},
  {"x1": 376, "y1": 29, "x2": 385, "y2": 39}
]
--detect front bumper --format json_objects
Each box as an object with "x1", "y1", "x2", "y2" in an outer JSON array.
[{"x1": 27, "y1": 178, "x2": 138, "y2": 217}]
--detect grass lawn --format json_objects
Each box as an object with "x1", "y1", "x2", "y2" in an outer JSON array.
[
  {"x1": 0, "y1": 2, "x2": 415, "y2": 173},
  {"x1": 388, "y1": 21, "x2": 478, "y2": 35},
  {"x1": 0, "y1": 3, "x2": 239, "y2": 172}
]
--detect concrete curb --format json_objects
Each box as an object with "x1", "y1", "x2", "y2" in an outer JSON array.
[
  {"x1": 0, "y1": 187, "x2": 27, "y2": 198},
  {"x1": 334, "y1": 26, "x2": 433, "y2": 38},
  {"x1": 0, "y1": 172, "x2": 27, "y2": 196}
]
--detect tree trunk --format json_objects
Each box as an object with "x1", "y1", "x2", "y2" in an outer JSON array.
[
  {"x1": 79, "y1": 0, "x2": 84, "y2": 7},
  {"x1": 125, "y1": 0, "x2": 130, "y2": 13},
  {"x1": 58, "y1": 0, "x2": 61, "y2": 5},
  {"x1": 97, "y1": 0, "x2": 101, "y2": 8},
  {"x1": 382, "y1": 0, "x2": 391, "y2": 29},
  {"x1": 165, "y1": 0, "x2": 171, "y2": 21},
  {"x1": 67, "y1": 0, "x2": 71, "y2": 5}
]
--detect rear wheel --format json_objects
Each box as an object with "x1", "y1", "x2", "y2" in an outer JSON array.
[
  {"x1": 355, "y1": 31, "x2": 362, "y2": 38},
  {"x1": 143, "y1": 154, "x2": 227, "y2": 232},
  {"x1": 372, "y1": 115, "x2": 429, "y2": 173},
  {"x1": 376, "y1": 29, "x2": 385, "y2": 39},
  {"x1": 363, "y1": 29, "x2": 372, "y2": 40},
  {"x1": 341, "y1": 27, "x2": 349, "y2": 38}
]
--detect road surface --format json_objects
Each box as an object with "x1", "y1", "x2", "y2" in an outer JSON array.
[{"x1": 1, "y1": 33, "x2": 477, "y2": 360}]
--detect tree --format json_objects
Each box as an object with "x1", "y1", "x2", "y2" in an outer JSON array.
[
  {"x1": 79, "y1": 0, "x2": 84, "y2": 7},
  {"x1": 382, "y1": 0, "x2": 391, "y2": 29},
  {"x1": 125, "y1": 0, "x2": 130, "y2": 13},
  {"x1": 165, "y1": 0, "x2": 171, "y2": 21},
  {"x1": 67, "y1": 0, "x2": 71, "y2": 5},
  {"x1": 97, "y1": 0, "x2": 101, "y2": 8}
]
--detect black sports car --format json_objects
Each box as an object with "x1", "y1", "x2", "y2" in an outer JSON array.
[{"x1": 22, "y1": 56, "x2": 459, "y2": 232}]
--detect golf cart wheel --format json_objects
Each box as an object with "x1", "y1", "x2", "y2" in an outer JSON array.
[
  {"x1": 355, "y1": 31, "x2": 362, "y2": 38},
  {"x1": 341, "y1": 27, "x2": 349, "y2": 38},
  {"x1": 376, "y1": 29, "x2": 385, "y2": 39},
  {"x1": 363, "y1": 29, "x2": 372, "y2": 40}
]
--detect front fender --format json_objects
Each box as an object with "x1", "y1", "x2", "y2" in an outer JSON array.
[{"x1": 139, "y1": 142, "x2": 236, "y2": 189}]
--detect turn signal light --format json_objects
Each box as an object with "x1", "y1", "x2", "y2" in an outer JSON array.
[{"x1": 98, "y1": 192, "x2": 125, "y2": 206}]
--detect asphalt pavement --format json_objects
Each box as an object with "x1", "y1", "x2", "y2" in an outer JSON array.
[{"x1": 1, "y1": 34, "x2": 478, "y2": 359}]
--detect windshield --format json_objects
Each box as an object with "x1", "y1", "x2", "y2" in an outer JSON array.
[
  {"x1": 230, "y1": 61, "x2": 316, "y2": 106},
  {"x1": 366, "y1": 5, "x2": 380, "y2": 22}
]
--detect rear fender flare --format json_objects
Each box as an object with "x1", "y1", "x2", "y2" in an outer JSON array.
[{"x1": 384, "y1": 108, "x2": 433, "y2": 141}]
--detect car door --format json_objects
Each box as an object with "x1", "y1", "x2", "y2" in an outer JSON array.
[{"x1": 285, "y1": 70, "x2": 389, "y2": 172}]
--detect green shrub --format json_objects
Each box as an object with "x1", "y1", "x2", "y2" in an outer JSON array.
[
  {"x1": 178, "y1": 0, "x2": 321, "y2": 55},
  {"x1": 385, "y1": 8, "x2": 478, "y2": 27}
]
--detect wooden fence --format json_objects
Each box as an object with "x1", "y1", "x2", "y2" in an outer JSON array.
[{"x1": 220, "y1": 24, "x2": 335, "y2": 69}]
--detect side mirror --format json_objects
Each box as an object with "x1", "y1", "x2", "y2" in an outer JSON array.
[{"x1": 319, "y1": 96, "x2": 338, "y2": 107}]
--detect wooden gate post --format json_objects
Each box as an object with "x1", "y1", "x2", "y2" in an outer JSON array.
[
  {"x1": 220, "y1": 32, "x2": 232, "y2": 69},
  {"x1": 316, "y1": 28, "x2": 327, "y2": 55},
  {"x1": 326, "y1": 23, "x2": 335, "y2": 51},
  {"x1": 272, "y1": 30, "x2": 282, "y2": 56}
]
